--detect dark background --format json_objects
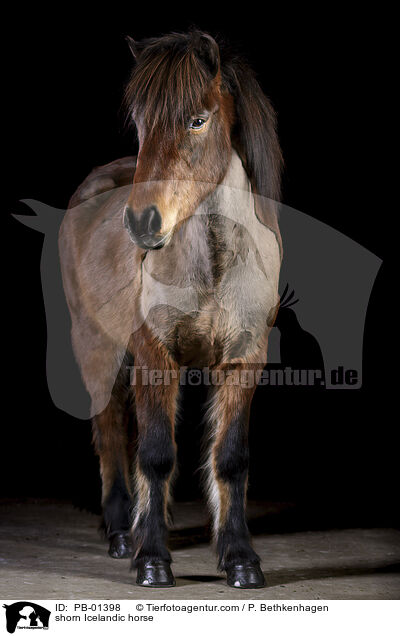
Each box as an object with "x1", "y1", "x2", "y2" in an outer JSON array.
[{"x1": 3, "y1": 6, "x2": 393, "y2": 530}]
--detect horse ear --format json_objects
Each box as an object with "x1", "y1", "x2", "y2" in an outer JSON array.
[
  {"x1": 126, "y1": 36, "x2": 139, "y2": 60},
  {"x1": 196, "y1": 33, "x2": 220, "y2": 77}
]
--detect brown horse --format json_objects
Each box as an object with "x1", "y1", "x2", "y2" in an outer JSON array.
[{"x1": 59, "y1": 30, "x2": 283, "y2": 588}]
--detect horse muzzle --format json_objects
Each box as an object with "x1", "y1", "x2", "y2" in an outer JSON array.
[{"x1": 123, "y1": 204, "x2": 167, "y2": 250}]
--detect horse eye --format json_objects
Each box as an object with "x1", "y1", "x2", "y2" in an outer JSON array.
[{"x1": 189, "y1": 118, "x2": 207, "y2": 130}]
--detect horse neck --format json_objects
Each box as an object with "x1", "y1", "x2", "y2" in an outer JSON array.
[
  {"x1": 180, "y1": 150, "x2": 253, "y2": 279},
  {"x1": 219, "y1": 149, "x2": 252, "y2": 193},
  {"x1": 196, "y1": 149, "x2": 254, "y2": 226}
]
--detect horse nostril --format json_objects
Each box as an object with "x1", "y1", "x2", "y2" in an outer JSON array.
[
  {"x1": 142, "y1": 205, "x2": 162, "y2": 236},
  {"x1": 124, "y1": 206, "x2": 138, "y2": 235}
]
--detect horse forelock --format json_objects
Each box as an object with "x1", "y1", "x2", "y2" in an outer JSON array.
[{"x1": 124, "y1": 32, "x2": 220, "y2": 137}]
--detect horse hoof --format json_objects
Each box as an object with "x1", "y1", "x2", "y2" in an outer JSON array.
[
  {"x1": 136, "y1": 560, "x2": 176, "y2": 587},
  {"x1": 226, "y1": 563, "x2": 266, "y2": 589},
  {"x1": 108, "y1": 532, "x2": 133, "y2": 559}
]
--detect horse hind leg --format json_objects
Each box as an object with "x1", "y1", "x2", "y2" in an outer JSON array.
[
  {"x1": 204, "y1": 368, "x2": 265, "y2": 588},
  {"x1": 92, "y1": 390, "x2": 134, "y2": 559}
]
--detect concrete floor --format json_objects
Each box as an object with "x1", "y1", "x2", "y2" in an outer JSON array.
[{"x1": 0, "y1": 500, "x2": 399, "y2": 600}]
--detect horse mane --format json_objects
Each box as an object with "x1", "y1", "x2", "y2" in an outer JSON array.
[
  {"x1": 124, "y1": 30, "x2": 283, "y2": 202},
  {"x1": 221, "y1": 53, "x2": 283, "y2": 202}
]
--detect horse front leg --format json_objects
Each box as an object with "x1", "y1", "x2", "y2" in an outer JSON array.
[
  {"x1": 131, "y1": 338, "x2": 179, "y2": 587},
  {"x1": 205, "y1": 363, "x2": 265, "y2": 588},
  {"x1": 92, "y1": 391, "x2": 134, "y2": 559}
]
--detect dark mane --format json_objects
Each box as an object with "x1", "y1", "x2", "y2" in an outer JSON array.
[
  {"x1": 222, "y1": 54, "x2": 283, "y2": 202},
  {"x1": 124, "y1": 30, "x2": 283, "y2": 201}
]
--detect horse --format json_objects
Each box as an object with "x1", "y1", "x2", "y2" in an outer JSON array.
[{"x1": 59, "y1": 30, "x2": 283, "y2": 588}]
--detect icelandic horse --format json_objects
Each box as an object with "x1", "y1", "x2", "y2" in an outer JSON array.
[{"x1": 59, "y1": 30, "x2": 283, "y2": 588}]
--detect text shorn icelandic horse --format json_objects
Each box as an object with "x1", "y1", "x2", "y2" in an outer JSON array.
[{"x1": 59, "y1": 30, "x2": 283, "y2": 588}]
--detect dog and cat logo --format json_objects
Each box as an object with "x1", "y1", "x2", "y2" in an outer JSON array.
[
  {"x1": 2, "y1": 603, "x2": 50, "y2": 633},
  {"x1": 14, "y1": 194, "x2": 382, "y2": 417}
]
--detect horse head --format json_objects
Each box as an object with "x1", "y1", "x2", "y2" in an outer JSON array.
[{"x1": 122, "y1": 30, "x2": 282, "y2": 249}]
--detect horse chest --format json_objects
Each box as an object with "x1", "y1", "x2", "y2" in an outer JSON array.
[{"x1": 139, "y1": 214, "x2": 279, "y2": 366}]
